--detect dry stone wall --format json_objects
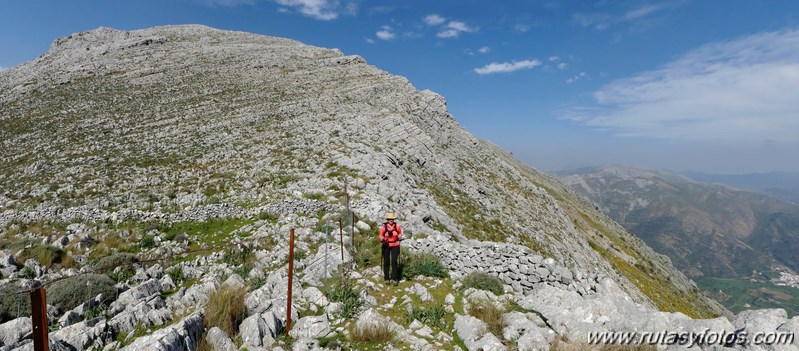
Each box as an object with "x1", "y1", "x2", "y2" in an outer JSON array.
[{"x1": 405, "y1": 236, "x2": 602, "y2": 296}]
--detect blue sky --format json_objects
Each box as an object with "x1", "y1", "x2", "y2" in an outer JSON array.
[{"x1": 2, "y1": 0, "x2": 799, "y2": 174}]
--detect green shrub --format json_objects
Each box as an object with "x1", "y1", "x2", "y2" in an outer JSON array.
[
  {"x1": 405, "y1": 304, "x2": 446, "y2": 327},
  {"x1": 328, "y1": 272, "x2": 362, "y2": 319},
  {"x1": 257, "y1": 211, "x2": 279, "y2": 223},
  {"x1": 352, "y1": 233, "x2": 381, "y2": 270},
  {"x1": 49, "y1": 274, "x2": 117, "y2": 312},
  {"x1": 204, "y1": 284, "x2": 247, "y2": 336},
  {"x1": 84, "y1": 302, "x2": 108, "y2": 320},
  {"x1": 94, "y1": 253, "x2": 137, "y2": 283},
  {"x1": 93, "y1": 252, "x2": 138, "y2": 272},
  {"x1": 401, "y1": 253, "x2": 448, "y2": 279},
  {"x1": 138, "y1": 236, "x2": 157, "y2": 250},
  {"x1": 462, "y1": 271, "x2": 504, "y2": 296},
  {"x1": 18, "y1": 266, "x2": 36, "y2": 279},
  {"x1": 167, "y1": 266, "x2": 185, "y2": 284},
  {"x1": 249, "y1": 275, "x2": 267, "y2": 292},
  {"x1": 0, "y1": 284, "x2": 30, "y2": 323}
]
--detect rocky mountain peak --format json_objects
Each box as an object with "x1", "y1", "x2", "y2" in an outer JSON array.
[{"x1": 2, "y1": 26, "x2": 796, "y2": 350}]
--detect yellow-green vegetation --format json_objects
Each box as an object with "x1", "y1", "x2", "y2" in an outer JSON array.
[
  {"x1": 524, "y1": 169, "x2": 720, "y2": 319},
  {"x1": 352, "y1": 236, "x2": 382, "y2": 270},
  {"x1": 697, "y1": 276, "x2": 799, "y2": 315},
  {"x1": 426, "y1": 183, "x2": 507, "y2": 242},
  {"x1": 593, "y1": 240, "x2": 716, "y2": 318},
  {"x1": 468, "y1": 299, "x2": 506, "y2": 341},
  {"x1": 351, "y1": 323, "x2": 395, "y2": 343},
  {"x1": 428, "y1": 184, "x2": 509, "y2": 242},
  {"x1": 327, "y1": 271, "x2": 363, "y2": 319},
  {"x1": 18, "y1": 245, "x2": 65, "y2": 268},
  {"x1": 204, "y1": 283, "x2": 248, "y2": 337},
  {"x1": 89, "y1": 234, "x2": 135, "y2": 260},
  {"x1": 162, "y1": 218, "x2": 255, "y2": 249},
  {"x1": 357, "y1": 274, "x2": 468, "y2": 351},
  {"x1": 405, "y1": 303, "x2": 447, "y2": 327},
  {"x1": 222, "y1": 245, "x2": 257, "y2": 279},
  {"x1": 115, "y1": 321, "x2": 147, "y2": 347},
  {"x1": 92, "y1": 252, "x2": 137, "y2": 283}
]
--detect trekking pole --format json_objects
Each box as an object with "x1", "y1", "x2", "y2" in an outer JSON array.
[{"x1": 338, "y1": 217, "x2": 344, "y2": 261}]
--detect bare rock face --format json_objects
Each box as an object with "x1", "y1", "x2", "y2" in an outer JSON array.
[{"x1": 119, "y1": 312, "x2": 203, "y2": 351}]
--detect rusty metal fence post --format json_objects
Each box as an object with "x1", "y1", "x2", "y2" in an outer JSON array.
[
  {"x1": 30, "y1": 287, "x2": 49, "y2": 351},
  {"x1": 286, "y1": 227, "x2": 295, "y2": 333}
]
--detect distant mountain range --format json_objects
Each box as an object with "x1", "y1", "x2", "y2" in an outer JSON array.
[
  {"x1": 679, "y1": 171, "x2": 799, "y2": 205},
  {"x1": 559, "y1": 166, "x2": 799, "y2": 278},
  {"x1": 558, "y1": 166, "x2": 799, "y2": 313}
]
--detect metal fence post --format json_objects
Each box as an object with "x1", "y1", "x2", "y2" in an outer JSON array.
[
  {"x1": 324, "y1": 221, "x2": 329, "y2": 297},
  {"x1": 30, "y1": 287, "x2": 49, "y2": 351},
  {"x1": 286, "y1": 227, "x2": 295, "y2": 332},
  {"x1": 338, "y1": 218, "x2": 344, "y2": 261}
]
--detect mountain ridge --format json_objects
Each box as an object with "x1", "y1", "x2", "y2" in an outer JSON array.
[
  {"x1": 559, "y1": 164, "x2": 799, "y2": 315},
  {"x1": 8, "y1": 25, "x2": 799, "y2": 350}
]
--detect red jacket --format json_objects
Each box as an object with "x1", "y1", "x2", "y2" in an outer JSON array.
[{"x1": 379, "y1": 222, "x2": 403, "y2": 247}]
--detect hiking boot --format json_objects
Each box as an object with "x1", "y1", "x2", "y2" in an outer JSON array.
[{"x1": 393, "y1": 280, "x2": 399, "y2": 286}]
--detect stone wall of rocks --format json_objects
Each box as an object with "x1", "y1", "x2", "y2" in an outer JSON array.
[
  {"x1": 0, "y1": 200, "x2": 334, "y2": 227},
  {"x1": 404, "y1": 236, "x2": 601, "y2": 296}
]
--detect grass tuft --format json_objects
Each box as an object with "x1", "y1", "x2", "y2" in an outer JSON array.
[
  {"x1": 405, "y1": 303, "x2": 446, "y2": 327},
  {"x1": 351, "y1": 323, "x2": 395, "y2": 343},
  {"x1": 328, "y1": 271, "x2": 362, "y2": 319},
  {"x1": 401, "y1": 253, "x2": 449, "y2": 279},
  {"x1": 468, "y1": 299, "x2": 506, "y2": 339},
  {"x1": 203, "y1": 283, "x2": 248, "y2": 337}
]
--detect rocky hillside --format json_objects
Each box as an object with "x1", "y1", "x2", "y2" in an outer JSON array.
[
  {"x1": 2, "y1": 25, "x2": 796, "y2": 350},
  {"x1": 560, "y1": 165, "x2": 799, "y2": 314}
]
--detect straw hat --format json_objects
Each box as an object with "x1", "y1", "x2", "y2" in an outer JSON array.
[{"x1": 385, "y1": 212, "x2": 397, "y2": 220}]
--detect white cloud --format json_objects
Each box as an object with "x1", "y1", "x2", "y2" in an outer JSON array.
[
  {"x1": 478, "y1": 46, "x2": 490, "y2": 54},
  {"x1": 624, "y1": 4, "x2": 665, "y2": 20},
  {"x1": 436, "y1": 29, "x2": 459, "y2": 39},
  {"x1": 273, "y1": 0, "x2": 346, "y2": 21},
  {"x1": 562, "y1": 29, "x2": 799, "y2": 142},
  {"x1": 474, "y1": 59, "x2": 541, "y2": 75},
  {"x1": 573, "y1": 3, "x2": 671, "y2": 30},
  {"x1": 549, "y1": 56, "x2": 560, "y2": 62},
  {"x1": 436, "y1": 20, "x2": 477, "y2": 39},
  {"x1": 566, "y1": 72, "x2": 586, "y2": 83},
  {"x1": 365, "y1": 38, "x2": 375, "y2": 44},
  {"x1": 376, "y1": 26, "x2": 396, "y2": 40},
  {"x1": 515, "y1": 24, "x2": 530, "y2": 32},
  {"x1": 424, "y1": 14, "x2": 445, "y2": 26},
  {"x1": 557, "y1": 62, "x2": 568, "y2": 70},
  {"x1": 572, "y1": 13, "x2": 611, "y2": 30},
  {"x1": 447, "y1": 21, "x2": 471, "y2": 32}
]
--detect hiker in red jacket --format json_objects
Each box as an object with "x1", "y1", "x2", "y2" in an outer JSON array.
[{"x1": 380, "y1": 212, "x2": 403, "y2": 286}]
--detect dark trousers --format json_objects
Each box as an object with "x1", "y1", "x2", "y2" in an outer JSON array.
[{"x1": 382, "y1": 245, "x2": 400, "y2": 281}]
